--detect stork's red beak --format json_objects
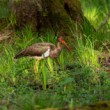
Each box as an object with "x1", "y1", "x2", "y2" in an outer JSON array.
[{"x1": 58, "y1": 37, "x2": 71, "y2": 51}]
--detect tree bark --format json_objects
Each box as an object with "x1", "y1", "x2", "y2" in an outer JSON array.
[{"x1": 9, "y1": 0, "x2": 84, "y2": 35}]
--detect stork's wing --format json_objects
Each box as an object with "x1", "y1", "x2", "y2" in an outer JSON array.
[{"x1": 14, "y1": 43, "x2": 55, "y2": 59}]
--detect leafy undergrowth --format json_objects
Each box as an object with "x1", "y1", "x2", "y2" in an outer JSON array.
[
  {"x1": 0, "y1": 0, "x2": 110, "y2": 110},
  {"x1": 0, "y1": 28, "x2": 110, "y2": 110}
]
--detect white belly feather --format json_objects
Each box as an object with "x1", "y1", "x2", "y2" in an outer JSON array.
[
  {"x1": 30, "y1": 48, "x2": 50, "y2": 60},
  {"x1": 42, "y1": 48, "x2": 50, "y2": 58}
]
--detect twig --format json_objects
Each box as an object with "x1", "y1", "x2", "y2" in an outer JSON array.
[{"x1": 96, "y1": 10, "x2": 110, "y2": 31}]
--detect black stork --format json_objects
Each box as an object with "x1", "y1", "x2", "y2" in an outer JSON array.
[{"x1": 14, "y1": 36, "x2": 70, "y2": 74}]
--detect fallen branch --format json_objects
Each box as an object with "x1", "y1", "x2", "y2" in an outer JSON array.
[{"x1": 0, "y1": 27, "x2": 13, "y2": 42}]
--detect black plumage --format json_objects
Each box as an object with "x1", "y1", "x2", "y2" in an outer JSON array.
[{"x1": 14, "y1": 36, "x2": 70, "y2": 59}]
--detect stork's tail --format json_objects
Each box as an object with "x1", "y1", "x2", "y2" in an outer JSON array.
[{"x1": 14, "y1": 51, "x2": 24, "y2": 59}]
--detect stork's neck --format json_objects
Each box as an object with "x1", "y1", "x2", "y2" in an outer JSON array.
[
  {"x1": 57, "y1": 42, "x2": 62, "y2": 51},
  {"x1": 49, "y1": 42, "x2": 63, "y2": 58}
]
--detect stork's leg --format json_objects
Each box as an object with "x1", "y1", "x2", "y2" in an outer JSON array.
[
  {"x1": 55, "y1": 58, "x2": 60, "y2": 66},
  {"x1": 34, "y1": 59, "x2": 40, "y2": 75}
]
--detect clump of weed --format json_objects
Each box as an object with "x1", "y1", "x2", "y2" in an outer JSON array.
[{"x1": 75, "y1": 35, "x2": 99, "y2": 68}]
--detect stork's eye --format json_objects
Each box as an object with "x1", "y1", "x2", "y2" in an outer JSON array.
[{"x1": 57, "y1": 36, "x2": 63, "y2": 41}]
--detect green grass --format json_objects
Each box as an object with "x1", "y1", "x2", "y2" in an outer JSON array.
[
  {"x1": 0, "y1": 0, "x2": 110, "y2": 109},
  {"x1": 74, "y1": 35, "x2": 100, "y2": 68},
  {"x1": 0, "y1": 26, "x2": 110, "y2": 109}
]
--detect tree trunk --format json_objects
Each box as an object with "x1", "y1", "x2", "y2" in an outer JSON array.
[{"x1": 9, "y1": 0, "x2": 85, "y2": 35}]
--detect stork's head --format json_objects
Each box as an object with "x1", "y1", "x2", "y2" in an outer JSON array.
[{"x1": 57, "y1": 36, "x2": 71, "y2": 51}]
